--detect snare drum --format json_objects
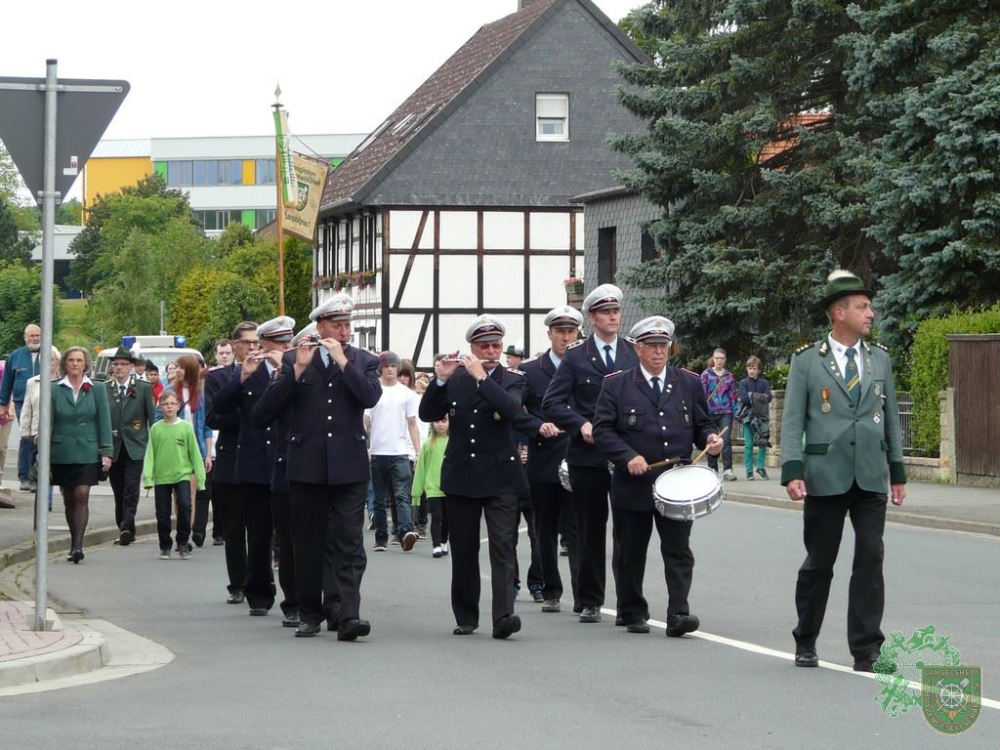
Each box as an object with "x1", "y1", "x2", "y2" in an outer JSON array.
[{"x1": 652, "y1": 465, "x2": 724, "y2": 521}]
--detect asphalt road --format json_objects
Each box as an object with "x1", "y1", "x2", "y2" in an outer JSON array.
[{"x1": 0, "y1": 502, "x2": 996, "y2": 749}]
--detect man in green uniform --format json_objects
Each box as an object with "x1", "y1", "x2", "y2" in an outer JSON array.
[{"x1": 781, "y1": 270, "x2": 906, "y2": 672}]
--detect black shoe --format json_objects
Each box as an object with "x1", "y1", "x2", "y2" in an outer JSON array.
[
  {"x1": 666, "y1": 613, "x2": 700, "y2": 637},
  {"x1": 337, "y1": 619, "x2": 371, "y2": 641},
  {"x1": 573, "y1": 602, "x2": 584, "y2": 614},
  {"x1": 70, "y1": 548, "x2": 84, "y2": 564},
  {"x1": 192, "y1": 531, "x2": 205, "y2": 548},
  {"x1": 795, "y1": 645, "x2": 819, "y2": 668},
  {"x1": 615, "y1": 615, "x2": 625, "y2": 627},
  {"x1": 326, "y1": 618, "x2": 340, "y2": 632},
  {"x1": 541, "y1": 598, "x2": 561, "y2": 613},
  {"x1": 212, "y1": 537, "x2": 225, "y2": 547},
  {"x1": 282, "y1": 612, "x2": 301, "y2": 628},
  {"x1": 119, "y1": 530, "x2": 134, "y2": 546},
  {"x1": 249, "y1": 607, "x2": 269, "y2": 616},
  {"x1": 853, "y1": 651, "x2": 886, "y2": 673},
  {"x1": 579, "y1": 607, "x2": 602, "y2": 623},
  {"x1": 492, "y1": 614, "x2": 522, "y2": 640},
  {"x1": 295, "y1": 621, "x2": 321, "y2": 638},
  {"x1": 226, "y1": 591, "x2": 245, "y2": 604},
  {"x1": 627, "y1": 619, "x2": 651, "y2": 634},
  {"x1": 453, "y1": 624, "x2": 477, "y2": 635},
  {"x1": 530, "y1": 586, "x2": 544, "y2": 603}
]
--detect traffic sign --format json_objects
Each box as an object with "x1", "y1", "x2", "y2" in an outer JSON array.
[{"x1": 0, "y1": 74, "x2": 129, "y2": 200}]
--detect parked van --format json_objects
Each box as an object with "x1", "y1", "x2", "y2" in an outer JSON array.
[{"x1": 93, "y1": 335, "x2": 204, "y2": 382}]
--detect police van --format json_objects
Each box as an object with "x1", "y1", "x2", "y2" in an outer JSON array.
[{"x1": 93, "y1": 335, "x2": 204, "y2": 382}]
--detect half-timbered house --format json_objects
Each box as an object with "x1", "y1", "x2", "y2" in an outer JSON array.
[{"x1": 315, "y1": 0, "x2": 647, "y2": 366}]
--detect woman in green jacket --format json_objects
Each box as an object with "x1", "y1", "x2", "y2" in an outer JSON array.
[{"x1": 50, "y1": 347, "x2": 113, "y2": 563}]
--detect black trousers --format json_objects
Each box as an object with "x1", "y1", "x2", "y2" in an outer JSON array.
[
  {"x1": 793, "y1": 484, "x2": 887, "y2": 658},
  {"x1": 289, "y1": 480, "x2": 368, "y2": 626},
  {"x1": 614, "y1": 509, "x2": 692, "y2": 623},
  {"x1": 271, "y1": 490, "x2": 297, "y2": 617},
  {"x1": 217, "y1": 480, "x2": 247, "y2": 595},
  {"x1": 428, "y1": 495, "x2": 449, "y2": 547},
  {"x1": 192, "y1": 468, "x2": 212, "y2": 541},
  {"x1": 109, "y1": 446, "x2": 143, "y2": 536},
  {"x1": 446, "y1": 493, "x2": 518, "y2": 628},
  {"x1": 514, "y1": 505, "x2": 544, "y2": 591},
  {"x1": 240, "y1": 482, "x2": 276, "y2": 610},
  {"x1": 531, "y1": 480, "x2": 579, "y2": 605},
  {"x1": 567, "y1": 465, "x2": 621, "y2": 610},
  {"x1": 209, "y1": 469, "x2": 225, "y2": 540}
]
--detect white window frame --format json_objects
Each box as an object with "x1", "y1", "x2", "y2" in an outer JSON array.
[{"x1": 536, "y1": 93, "x2": 569, "y2": 142}]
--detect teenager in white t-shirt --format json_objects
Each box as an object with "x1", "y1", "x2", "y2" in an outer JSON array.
[{"x1": 364, "y1": 352, "x2": 421, "y2": 552}]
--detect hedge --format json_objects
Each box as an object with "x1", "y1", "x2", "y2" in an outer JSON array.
[{"x1": 909, "y1": 303, "x2": 1000, "y2": 454}]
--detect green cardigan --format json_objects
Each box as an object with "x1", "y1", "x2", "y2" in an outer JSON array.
[{"x1": 50, "y1": 378, "x2": 113, "y2": 465}]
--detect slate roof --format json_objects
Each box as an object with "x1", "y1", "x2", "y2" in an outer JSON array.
[{"x1": 320, "y1": 0, "x2": 643, "y2": 213}]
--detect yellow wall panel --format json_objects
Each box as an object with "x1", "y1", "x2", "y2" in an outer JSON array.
[
  {"x1": 243, "y1": 159, "x2": 254, "y2": 185},
  {"x1": 84, "y1": 157, "x2": 152, "y2": 209}
]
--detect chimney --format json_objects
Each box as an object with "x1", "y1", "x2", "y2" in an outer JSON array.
[{"x1": 518, "y1": 0, "x2": 542, "y2": 10}]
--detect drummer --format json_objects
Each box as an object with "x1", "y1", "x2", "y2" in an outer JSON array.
[{"x1": 592, "y1": 316, "x2": 722, "y2": 636}]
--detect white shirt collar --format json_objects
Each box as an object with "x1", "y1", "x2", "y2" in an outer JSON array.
[
  {"x1": 639, "y1": 364, "x2": 667, "y2": 387},
  {"x1": 548, "y1": 350, "x2": 562, "y2": 369}
]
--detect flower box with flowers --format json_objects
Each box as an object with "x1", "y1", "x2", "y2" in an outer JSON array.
[{"x1": 564, "y1": 276, "x2": 584, "y2": 295}]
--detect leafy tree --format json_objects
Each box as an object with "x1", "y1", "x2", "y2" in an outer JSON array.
[
  {"x1": 0, "y1": 143, "x2": 24, "y2": 203},
  {"x1": 222, "y1": 235, "x2": 314, "y2": 329},
  {"x1": 204, "y1": 276, "x2": 275, "y2": 348},
  {"x1": 84, "y1": 218, "x2": 211, "y2": 344},
  {"x1": 67, "y1": 173, "x2": 198, "y2": 294},
  {"x1": 168, "y1": 266, "x2": 235, "y2": 352},
  {"x1": 611, "y1": 0, "x2": 889, "y2": 363},
  {"x1": 0, "y1": 196, "x2": 33, "y2": 265},
  {"x1": 0, "y1": 262, "x2": 61, "y2": 357},
  {"x1": 843, "y1": 2, "x2": 1000, "y2": 350},
  {"x1": 56, "y1": 199, "x2": 83, "y2": 226},
  {"x1": 215, "y1": 221, "x2": 255, "y2": 258}
]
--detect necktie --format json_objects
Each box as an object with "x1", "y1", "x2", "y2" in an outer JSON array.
[
  {"x1": 603, "y1": 344, "x2": 614, "y2": 371},
  {"x1": 120, "y1": 385, "x2": 126, "y2": 399},
  {"x1": 651, "y1": 376, "x2": 661, "y2": 400},
  {"x1": 844, "y1": 347, "x2": 859, "y2": 406}
]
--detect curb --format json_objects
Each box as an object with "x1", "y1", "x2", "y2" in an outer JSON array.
[
  {"x1": 725, "y1": 492, "x2": 1000, "y2": 537},
  {"x1": 0, "y1": 519, "x2": 158, "y2": 691}
]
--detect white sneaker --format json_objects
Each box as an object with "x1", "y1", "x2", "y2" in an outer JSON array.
[
  {"x1": 441, "y1": 542, "x2": 449, "y2": 556},
  {"x1": 432, "y1": 546, "x2": 443, "y2": 558}
]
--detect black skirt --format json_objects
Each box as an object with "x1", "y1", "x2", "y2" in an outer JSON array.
[{"x1": 51, "y1": 462, "x2": 101, "y2": 488}]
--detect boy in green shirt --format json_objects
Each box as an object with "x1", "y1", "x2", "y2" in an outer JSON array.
[{"x1": 143, "y1": 390, "x2": 206, "y2": 559}]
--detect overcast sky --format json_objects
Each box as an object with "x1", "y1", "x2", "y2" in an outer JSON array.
[{"x1": 3, "y1": 0, "x2": 642, "y2": 143}]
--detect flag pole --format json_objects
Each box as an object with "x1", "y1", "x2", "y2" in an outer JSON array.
[{"x1": 272, "y1": 85, "x2": 286, "y2": 315}]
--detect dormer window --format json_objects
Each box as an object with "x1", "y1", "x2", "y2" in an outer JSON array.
[{"x1": 536, "y1": 93, "x2": 569, "y2": 142}]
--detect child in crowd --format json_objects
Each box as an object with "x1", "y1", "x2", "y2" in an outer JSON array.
[
  {"x1": 411, "y1": 417, "x2": 449, "y2": 557},
  {"x1": 738, "y1": 356, "x2": 773, "y2": 480},
  {"x1": 143, "y1": 390, "x2": 206, "y2": 559},
  {"x1": 146, "y1": 361, "x2": 164, "y2": 401}
]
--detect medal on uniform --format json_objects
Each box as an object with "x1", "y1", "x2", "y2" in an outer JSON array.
[
  {"x1": 821, "y1": 389, "x2": 831, "y2": 413},
  {"x1": 493, "y1": 411, "x2": 501, "y2": 421},
  {"x1": 448, "y1": 408, "x2": 456, "y2": 418},
  {"x1": 627, "y1": 414, "x2": 637, "y2": 426},
  {"x1": 874, "y1": 383, "x2": 881, "y2": 396},
  {"x1": 873, "y1": 413, "x2": 881, "y2": 424},
  {"x1": 133, "y1": 420, "x2": 142, "y2": 430}
]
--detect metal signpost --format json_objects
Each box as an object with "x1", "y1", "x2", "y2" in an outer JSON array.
[{"x1": 0, "y1": 60, "x2": 128, "y2": 631}]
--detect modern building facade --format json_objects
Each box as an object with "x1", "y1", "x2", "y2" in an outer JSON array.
[
  {"x1": 84, "y1": 134, "x2": 364, "y2": 236},
  {"x1": 314, "y1": 0, "x2": 648, "y2": 366}
]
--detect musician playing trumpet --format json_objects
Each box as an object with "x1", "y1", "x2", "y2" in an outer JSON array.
[
  {"x1": 419, "y1": 314, "x2": 530, "y2": 640},
  {"x1": 592, "y1": 316, "x2": 722, "y2": 637}
]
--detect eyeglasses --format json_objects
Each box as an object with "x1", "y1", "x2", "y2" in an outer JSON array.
[{"x1": 238, "y1": 339, "x2": 261, "y2": 348}]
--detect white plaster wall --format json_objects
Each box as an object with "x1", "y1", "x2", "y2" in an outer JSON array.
[
  {"x1": 439, "y1": 211, "x2": 479, "y2": 250},
  {"x1": 483, "y1": 212, "x2": 525, "y2": 249}
]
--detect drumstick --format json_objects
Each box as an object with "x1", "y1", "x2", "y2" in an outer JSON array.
[{"x1": 691, "y1": 425, "x2": 729, "y2": 465}]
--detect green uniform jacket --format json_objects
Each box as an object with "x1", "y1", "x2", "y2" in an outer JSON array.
[
  {"x1": 105, "y1": 377, "x2": 156, "y2": 461},
  {"x1": 780, "y1": 338, "x2": 906, "y2": 496},
  {"x1": 50, "y1": 380, "x2": 114, "y2": 465}
]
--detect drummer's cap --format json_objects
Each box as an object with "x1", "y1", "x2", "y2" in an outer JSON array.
[
  {"x1": 544, "y1": 305, "x2": 583, "y2": 330},
  {"x1": 465, "y1": 314, "x2": 506, "y2": 344},
  {"x1": 583, "y1": 283, "x2": 623, "y2": 314},
  {"x1": 257, "y1": 315, "x2": 296, "y2": 342},
  {"x1": 309, "y1": 293, "x2": 354, "y2": 322},
  {"x1": 630, "y1": 316, "x2": 674, "y2": 345}
]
